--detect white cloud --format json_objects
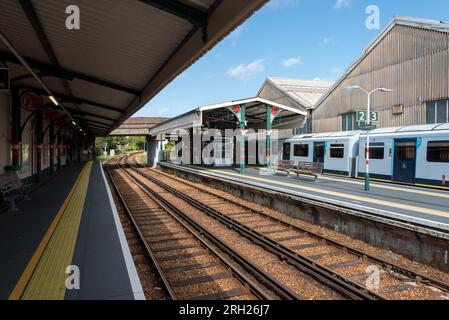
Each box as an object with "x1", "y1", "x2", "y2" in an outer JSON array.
[
  {"x1": 321, "y1": 37, "x2": 333, "y2": 44},
  {"x1": 228, "y1": 59, "x2": 265, "y2": 79},
  {"x1": 228, "y1": 24, "x2": 246, "y2": 47},
  {"x1": 335, "y1": 0, "x2": 350, "y2": 9},
  {"x1": 268, "y1": 0, "x2": 299, "y2": 8},
  {"x1": 282, "y1": 56, "x2": 301, "y2": 67}
]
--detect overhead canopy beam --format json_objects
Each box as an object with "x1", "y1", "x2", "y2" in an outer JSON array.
[
  {"x1": 72, "y1": 116, "x2": 114, "y2": 127},
  {"x1": 139, "y1": 0, "x2": 208, "y2": 26},
  {"x1": 66, "y1": 108, "x2": 117, "y2": 122},
  {"x1": 12, "y1": 85, "x2": 125, "y2": 113},
  {"x1": 0, "y1": 51, "x2": 140, "y2": 96},
  {"x1": 19, "y1": 0, "x2": 73, "y2": 96},
  {"x1": 75, "y1": 119, "x2": 111, "y2": 130}
]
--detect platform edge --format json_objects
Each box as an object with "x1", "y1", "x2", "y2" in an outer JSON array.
[{"x1": 99, "y1": 161, "x2": 146, "y2": 301}]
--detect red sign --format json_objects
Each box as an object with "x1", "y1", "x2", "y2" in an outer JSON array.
[
  {"x1": 233, "y1": 105, "x2": 240, "y2": 113},
  {"x1": 20, "y1": 91, "x2": 42, "y2": 111},
  {"x1": 271, "y1": 107, "x2": 280, "y2": 115}
]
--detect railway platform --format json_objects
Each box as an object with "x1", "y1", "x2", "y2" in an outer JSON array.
[
  {"x1": 159, "y1": 163, "x2": 449, "y2": 232},
  {"x1": 0, "y1": 161, "x2": 144, "y2": 300}
]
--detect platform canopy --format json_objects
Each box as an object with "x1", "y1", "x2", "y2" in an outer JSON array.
[
  {"x1": 109, "y1": 117, "x2": 169, "y2": 136},
  {"x1": 0, "y1": 0, "x2": 268, "y2": 136},
  {"x1": 149, "y1": 97, "x2": 308, "y2": 136}
]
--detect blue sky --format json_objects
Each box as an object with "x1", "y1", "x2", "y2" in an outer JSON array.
[{"x1": 135, "y1": 0, "x2": 449, "y2": 118}]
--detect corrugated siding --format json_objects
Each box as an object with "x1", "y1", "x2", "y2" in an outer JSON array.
[
  {"x1": 313, "y1": 25, "x2": 449, "y2": 132},
  {"x1": 259, "y1": 82, "x2": 307, "y2": 112}
]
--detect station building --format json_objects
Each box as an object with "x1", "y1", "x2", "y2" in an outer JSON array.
[
  {"x1": 312, "y1": 16, "x2": 449, "y2": 133},
  {"x1": 258, "y1": 77, "x2": 332, "y2": 136}
]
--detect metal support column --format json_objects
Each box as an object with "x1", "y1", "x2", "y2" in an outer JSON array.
[
  {"x1": 49, "y1": 123, "x2": 55, "y2": 174},
  {"x1": 11, "y1": 90, "x2": 21, "y2": 167},
  {"x1": 57, "y1": 134, "x2": 61, "y2": 170},
  {"x1": 266, "y1": 104, "x2": 273, "y2": 172},
  {"x1": 35, "y1": 109, "x2": 43, "y2": 182},
  {"x1": 240, "y1": 104, "x2": 246, "y2": 174}
]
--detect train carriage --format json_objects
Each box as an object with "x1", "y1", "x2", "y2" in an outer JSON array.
[
  {"x1": 285, "y1": 131, "x2": 361, "y2": 177},
  {"x1": 358, "y1": 124, "x2": 449, "y2": 187}
]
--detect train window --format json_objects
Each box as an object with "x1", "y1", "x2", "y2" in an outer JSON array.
[
  {"x1": 294, "y1": 144, "x2": 308, "y2": 157},
  {"x1": 396, "y1": 143, "x2": 415, "y2": 161},
  {"x1": 427, "y1": 141, "x2": 449, "y2": 163},
  {"x1": 330, "y1": 144, "x2": 344, "y2": 159},
  {"x1": 368, "y1": 143, "x2": 385, "y2": 160}
]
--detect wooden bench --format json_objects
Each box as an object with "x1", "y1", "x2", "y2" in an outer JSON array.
[
  {"x1": 0, "y1": 172, "x2": 29, "y2": 211},
  {"x1": 276, "y1": 160, "x2": 294, "y2": 175},
  {"x1": 292, "y1": 161, "x2": 324, "y2": 181}
]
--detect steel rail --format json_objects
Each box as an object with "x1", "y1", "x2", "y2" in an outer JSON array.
[
  {"x1": 143, "y1": 161, "x2": 449, "y2": 295},
  {"x1": 105, "y1": 159, "x2": 177, "y2": 300},
  {"x1": 116, "y1": 156, "x2": 298, "y2": 300},
  {"x1": 127, "y1": 162, "x2": 383, "y2": 300}
]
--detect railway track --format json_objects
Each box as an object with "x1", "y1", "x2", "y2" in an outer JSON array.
[
  {"x1": 115, "y1": 154, "x2": 386, "y2": 300},
  {"x1": 126, "y1": 154, "x2": 449, "y2": 300},
  {"x1": 105, "y1": 156, "x2": 300, "y2": 300}
]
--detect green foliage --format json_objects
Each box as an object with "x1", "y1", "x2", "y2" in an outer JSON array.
[
  {"x1": 95, "y1": 136, "x2": 146, "y2": 156},
  {"x1": 164, "y1": 141, "x2": 176, "y2": 153},
  {"x1": 4, "y1": 165, "x2": 22, "y2": 172}
]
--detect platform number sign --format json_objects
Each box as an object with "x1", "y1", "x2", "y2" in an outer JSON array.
[{"x1": 357, "y1": 111, "x2": 379, "y2": 123}]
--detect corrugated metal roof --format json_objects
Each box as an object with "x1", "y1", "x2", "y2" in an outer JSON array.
[
  {"x1": 0, "y1": 0, "x2": 268, "y2": 136},
  {"x1": 149, "y1": 97, "x2": 308, "y2": 136},
  {"x1": 314, "y1": 16, "x2": 449, "y2": 111},
  {"x1": 260, "y1": 77, "x2": 333, "y2": 109},
  {"x1": 366, "y1": 123, "x2": 449, "y2": 135},
  {"x1": 288, "y1": 130, "x2": 361, "y2": 141}
]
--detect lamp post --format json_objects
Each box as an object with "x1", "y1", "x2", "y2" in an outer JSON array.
[{"x1": 346, "y1": 86, "x2": 393, "y2": 191}]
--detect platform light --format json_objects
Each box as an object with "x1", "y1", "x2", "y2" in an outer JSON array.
[
  {"x1": 345, "y1": 85, "x2": 393, "y2": 191},
  {"x1": 48, "y1": 95, "x2": 59, "y2": 106},
  {"x1": 72, "y1": 121, "x2": 77, "y2": 126}
]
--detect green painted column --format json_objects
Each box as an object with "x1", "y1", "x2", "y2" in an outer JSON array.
[
  {"x1": 240, "y1": 104, "x2": 246, "y2": 174},
  {"x1": 266, "y1": 104, "x2": 273, "y2": 172}
]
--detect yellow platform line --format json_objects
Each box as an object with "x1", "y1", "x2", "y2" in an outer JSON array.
[
  {"x1": 9, "y1": 161, "x2": 93, "y2": 300},
  {"x1": 209, "y1": 169, "x2": 449, "y2": 220}
]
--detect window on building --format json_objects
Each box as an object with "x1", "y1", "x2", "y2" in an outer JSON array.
[
  {"x1": 330, "y1": 144, "x2": 344, "y2": 158},
  {"x1": 341, "y1": 113, "x2": 366, "y2": 131},
  {"x1": 292, "y1": 118, "x2": 312, "y2": 135},
  {"x1": 426, "y1": 100, "x2": 449, "y2": 124},
  {"x1": 427, "y1": 141, "x2": 449, "y2": 163},
  {"x1": 368, "y1": 143, "x2": 385, "y2": 160},
  {"x1": 294, "y1": 144, "x2": 309, "y2": 157}
]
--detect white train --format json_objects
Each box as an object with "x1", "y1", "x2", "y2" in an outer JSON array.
[{"x1": 284, "y1": 123, "x2": 449, "y2": 188}]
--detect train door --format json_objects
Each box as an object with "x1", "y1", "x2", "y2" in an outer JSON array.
[
  {"x1": 313, "y1": 142, "x2": 325, "y2": 163},
  {"x1": 283, "y1": 143, "x2": 291, "y2": 161},
  {"x1": 393, "y1": 139, "x2": 417, "y2": 183}
]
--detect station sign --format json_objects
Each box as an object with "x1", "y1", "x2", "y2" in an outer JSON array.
[
  {"x1": 20, "y1": 91, "x2": 43, "y2": 111},
  {"x1": 356, "y1": 110, "x2": 379, "y2": 122},
  {"x1": 0, "y1": 68, "x2": 9, "y2": 91},
  {"x1": 359, "y1": 124, "x2": 377, "y2": 131}
]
